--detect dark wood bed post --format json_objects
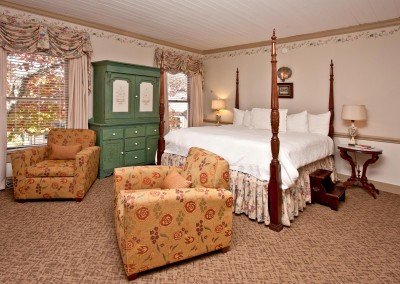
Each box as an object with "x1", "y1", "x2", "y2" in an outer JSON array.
[
  {"x1": 235, "y1": 68, "x2": 239, "y2": 108},
  {"x1": 268, "y1": 30, "x2": 283, "y2": 232},
  {"x1": 157, "y1": 53, "x2": 166, "y2": 165},
  {"x1": 328, "y1": 60, "x2": 334, "y2": 139}
]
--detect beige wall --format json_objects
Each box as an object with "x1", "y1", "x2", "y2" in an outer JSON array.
[{"x1": 203, "y1": 29, "x2": 400, "y2": 187}]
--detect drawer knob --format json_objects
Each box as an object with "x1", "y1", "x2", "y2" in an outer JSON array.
[
  {"x1": 154, "y1": 129, "x2": 157, "y2": 132},
  {"x1": 134, "y1": 156, "x2": 138, "y2": 159},
  {"x1": 147, "y1": 147, "x2": 150, "y2": 150},
  {"x1": 121, "y1": 152, "x2": 124, "y2": 155},
  {"x1": 134, "y1": 142, "x2": 138, "y2": 145},
  {"x1": 112, "y1": 133, "x2": 116, "y2": 136},
  {"x1": 135, "y1": 131, "x2": 138, "y2": 134},
  {"x1": 135, "y1": 96, "x2": 138, "y2": 98}
]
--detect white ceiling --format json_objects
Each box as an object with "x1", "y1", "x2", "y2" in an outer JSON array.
[{"x1": 4, "y1": 0, "x2": 400, "y2": 51}]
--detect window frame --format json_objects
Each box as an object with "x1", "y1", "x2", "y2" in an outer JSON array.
[
  {"x1": 166, "y1": 72, "x2": 190, "y2": 130},
  {"x1": 6, "y1": 52, "x2": 68, "y2": 150}
]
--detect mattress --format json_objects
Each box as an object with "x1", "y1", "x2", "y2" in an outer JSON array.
[{"x1": 164, "y1": 125, "x2": 334, "y2": 189}]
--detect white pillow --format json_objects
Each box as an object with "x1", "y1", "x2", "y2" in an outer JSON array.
[
  {"x1": 250, "y1": 108, "x2": 287, "y2": 132},
  {"x1": 233, "y1": 108, "x2": 245, "y2": 126},
  {"x1": 243, "y1": 110, "x2": 252, "y2": 127},
  {"x1": 287, "y1": 111, "x2": 308, "y2": 133},
  {"x1": 308, "y1": 111, "x2": 331, "y2": 136}
]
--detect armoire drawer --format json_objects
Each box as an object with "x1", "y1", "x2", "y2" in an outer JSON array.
[
  {"x1": 146, "y1": 125, "x2": 159, "y2": 136},
  {"x1": 103, "y1": 128, "x2": 123, "y2": 140},
  {"x1": 125, "y1": 126, "x2": 146, "y2": 138},
  {"x1": 125, "y1": 137, "x2": 146, "y2": 151},
  {"x1": 125, "y1": 150, "x2": 146, "y2": 165}
]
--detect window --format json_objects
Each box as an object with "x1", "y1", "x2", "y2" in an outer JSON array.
[
  {"x1": 6, "y1": 53, "x2": 68, "y2": 148},
  {"x1": 167, "y1": 72, "x2": 189, "y2": 130}
]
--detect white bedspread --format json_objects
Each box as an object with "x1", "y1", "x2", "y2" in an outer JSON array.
[{"x1": 164, "y1": 125, "x2": 334, "y2": 189}]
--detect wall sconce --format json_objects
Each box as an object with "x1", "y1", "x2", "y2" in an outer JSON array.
[
  {"x1": 277, "y1": 67, "x2": 292, "y2": 82},
  {"x1": 211, "y1": 99, "x2": 226, "y2": 126}
]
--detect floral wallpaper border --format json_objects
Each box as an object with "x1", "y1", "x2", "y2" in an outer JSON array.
[
  {"x1": 204, "y1": 25, "x2": 400, "y2": 60},
  {"x1": 0, "y1": 6, "x2": 202, "y2": 59}
]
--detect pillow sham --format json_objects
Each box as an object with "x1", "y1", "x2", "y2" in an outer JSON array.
[
  {"x1": 250, "y1": 108, "x2": 288, "y2": 132},
  {"x1": 162, "y1": 170, "x2": 192, "y2": 189},
  {"x1": 243, "y1": 110, "x2": 252, "y2": 127},
  {"x1": 233, "y1": 108, "x2": 245, "y2": 125},
  {"x1": 308, "y1": 111, "x2": 331, "y2": 136},
  {"x1": 287, "y1": 111, "x2": 308, "y2": 133},
  {"x1": 48, "y1": 143, "x2": 82, "y2": 160}
]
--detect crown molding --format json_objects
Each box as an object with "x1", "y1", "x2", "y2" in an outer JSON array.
[
  {"x1": 203, "y1": 17, "x2": 400, "y2": 55},
  {"x1": 1, "y1": 1, "x2": 399, "y2": 56},
  {"x1": 0, "y1": 0, "x2": 203, "y2": 54}
]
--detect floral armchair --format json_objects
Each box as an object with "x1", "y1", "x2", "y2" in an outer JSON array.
[
  {"x1": 10, "y1": 129, "x2": 100, "y2": 201},
  {"x1": 114, "y1": 147, "x2": 232, "y2": 280}
]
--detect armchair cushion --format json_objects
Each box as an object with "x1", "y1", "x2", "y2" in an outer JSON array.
[
  {"x1": 48, "y1": 143, "x2": 82, "y2": 160},
  {"x1": 162, "y1": 169, "x2": 192, "y2": 189},
  {"x1": 26, "y1": 160, "x2": 75, "y2": 177}
]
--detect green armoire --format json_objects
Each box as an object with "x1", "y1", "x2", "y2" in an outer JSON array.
[{"x1": 89, "y1": 61, "x2": 160, "y2": 178}]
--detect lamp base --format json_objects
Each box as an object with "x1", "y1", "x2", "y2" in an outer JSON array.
[
  {"x1": 216, "y1": 114, "x2": 222, "y2": 126},
  {"x1": 348, "y1": 121, "x2": 358, "y2": 146}
]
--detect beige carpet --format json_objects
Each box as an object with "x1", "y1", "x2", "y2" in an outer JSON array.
[{"x1": 1, "y1": 177, "x2": 400, "y2": 283}]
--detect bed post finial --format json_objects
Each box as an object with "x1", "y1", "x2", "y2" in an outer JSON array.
[
  {"x1": 268, "y1": 29, "x2": 283, "y2": 232},
  {"x1": 235, "y1": 68, "x2": 239, "y2": 109},
  {"x1": 157, "y1": 52, "x2": 166, "y2": 165},
  {"x1": 329, "y1": 60, "x2": 334, "y2": 139}
]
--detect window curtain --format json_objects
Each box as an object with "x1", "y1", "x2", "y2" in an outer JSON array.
[
  {"x1": 68, "y1": 55, "x2": 89, "y2": 129},
  {"x1": 154, "y1": 48, "x2": 204, "y2": 129},
  {"x1": 0, "y1": 14, "x2": 92, "y2": 130},
  {"x1": 0, "y1": 47, "x2": 6, "y2": 190},
  {"x1": 188, "y1": 74, "x2": 203, "y2": 127}
]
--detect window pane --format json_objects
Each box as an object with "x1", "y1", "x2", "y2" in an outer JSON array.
[
  {"x1": 169, "y1": 102, "x2": 188, "y2": 130},
  {"x1": 6, "y1": 53, "x2": 67, "y2": 148},
  {"x1": 167, "y1": 72, "x2": 187, "y2": 101}
]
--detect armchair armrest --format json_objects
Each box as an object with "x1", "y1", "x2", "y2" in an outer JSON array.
[
  {"x1": 74, "y1": 146, "x2": 101, "y2": 198},
  {"x1": 114, "y1": 165, "x2": 182, "y2": 194},
  {"x1": 10, "y1": 146, "x2": 48, "y2": 198}
]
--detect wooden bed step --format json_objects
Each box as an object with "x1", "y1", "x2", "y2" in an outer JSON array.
[{"x1": 310, "y1": 169, "x2": 346, "y2": 211}]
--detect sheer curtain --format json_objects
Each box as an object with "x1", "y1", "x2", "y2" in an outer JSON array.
[
  {"x1": 68, "y1": 55, "x2": 89, "y2": 129},
  {"x1": 188, "y1": 74, "x2": 203, "y2": 127},
  {"x1": 0, "y1": 48, "x2": 7, "y2": 190}
]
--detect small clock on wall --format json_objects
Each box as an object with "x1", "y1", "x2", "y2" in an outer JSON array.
[{"x1": 277, "y1": 67, "x2": 292, "y2": 82}]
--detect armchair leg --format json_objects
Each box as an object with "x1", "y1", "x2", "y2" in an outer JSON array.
[
  {"x1": 221, "y1": 246, "x2": 230, "y2": 253},
  {"x1": 127, "y1": 273, "x2": 138, "y2": 281},
  {"x1": 75, "y1": 198, "x2": 83, "y2": 202}
]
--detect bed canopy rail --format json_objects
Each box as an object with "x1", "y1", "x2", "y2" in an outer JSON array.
[{"x1": 267, "y1": 29, "x2": 283, "y2": 232}]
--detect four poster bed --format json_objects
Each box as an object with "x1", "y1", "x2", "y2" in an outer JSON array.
[{"x1": 156, "y1": 30, "x2": 336, "y2": 232}]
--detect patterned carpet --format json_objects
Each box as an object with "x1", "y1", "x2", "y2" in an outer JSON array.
[{"x1": 1, "y1": 177, "x2": 400, "y2": 283}]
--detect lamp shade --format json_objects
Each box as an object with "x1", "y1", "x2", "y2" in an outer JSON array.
[
  {"x1": 341, "y1": 105, "x2": 367, "y2": 121},
  {"x1": 211, "y1": 99, "x2": 226, "y2": 110}
]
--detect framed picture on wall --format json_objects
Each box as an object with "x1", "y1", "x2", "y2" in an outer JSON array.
[{"x1": 277, "y1": 83, "x2": 293, "y2": 99}]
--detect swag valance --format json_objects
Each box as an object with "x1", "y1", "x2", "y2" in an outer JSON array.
[
  {"x1": 0, "y1": 14, "x2": 92, "y2": 58},
  {"x1": 154, "y1": 47, "x2": 203, "y2": 76}
]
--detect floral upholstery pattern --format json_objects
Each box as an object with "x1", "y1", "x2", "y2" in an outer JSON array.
[
  {"x1": 114, "y1": 148, "x2": 232, "y2": 278},
  {"x1": 114, "y1": 148, "x2": 233, "y2": 276},
  {"x1": 162, "y1": 152, "x2": 335, "y2": 227},
  {"x1": 183, "y1": 147, "x2": 229, "y2": 190},
  {"x1": 10, "y1": 129, "x2": 100, "y2": 200}
]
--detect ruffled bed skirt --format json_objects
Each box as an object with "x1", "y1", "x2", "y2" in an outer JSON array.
[{"x1": 162, "y1": 153, "x2": 335, "y2": 227}]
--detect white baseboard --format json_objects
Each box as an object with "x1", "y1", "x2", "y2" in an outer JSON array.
[{"x1": 337, "y1": 174, "x2": 400, "y2": 195}]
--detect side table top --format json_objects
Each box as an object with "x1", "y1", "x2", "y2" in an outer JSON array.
[{"x1": 338, "y1": 144, "x2": 382, "y2": 154}]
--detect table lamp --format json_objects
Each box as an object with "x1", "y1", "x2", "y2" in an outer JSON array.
[
  {"x1": 211, "y1": 99, "x2": 226, "y2": 126},
  {"x1": 341, "y1": 105, "x2": 367, "y2": 145}
]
